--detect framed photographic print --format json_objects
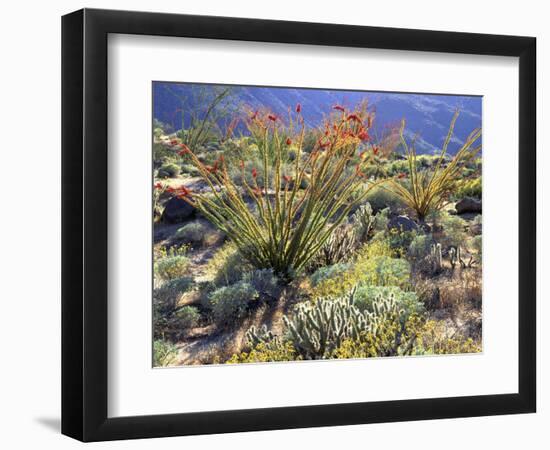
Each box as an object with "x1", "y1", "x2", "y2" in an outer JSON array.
[{"x1": 62, "y1": 8, "x2": 536, "y2": 442}]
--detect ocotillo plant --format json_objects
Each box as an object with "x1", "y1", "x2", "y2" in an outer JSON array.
[
  {"x1": 387, "y1": 110, "x2": 482, "y2": 222},
  {"x1": 174, "y1": 104, "x2": 381, "y2": 280}
]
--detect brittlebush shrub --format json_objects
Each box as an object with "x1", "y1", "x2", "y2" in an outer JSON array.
[
  {"x1": 311, "y1": 240, "x2": 411, "y2": 298},
  {"x1": 204, "y1": 241, "x2": 253, "y2": 286},
  {"x1": 154, "y1": 255, "x2": 190, "y2": 281},
  {"x1": 153, "y1": 339, "x2": 179, "y2": 367},
  {"x1": 227, "y1": 341, "x2": 298, "y2": 364}
]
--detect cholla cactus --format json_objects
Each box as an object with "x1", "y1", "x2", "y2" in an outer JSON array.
[
  {"x1": 350, "y1": 203, "x2": 375, "y2": 243},
  {"x1": 430, "y1": 243, "x2": 442, "y2": 273},
  {"x1": 283, "y1": 289, "x2": 404, "y2": 359},
  {"x1": 245, "y1": 324, "x2": 278, "y2": 348}
]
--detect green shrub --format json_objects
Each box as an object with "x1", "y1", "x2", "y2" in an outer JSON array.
[
  {"x1": 471, "y1": 235, "x2": 482, "y2": 259},
  {"x1": 227, "y1": 341, "x2": 297, "y2": 363},
  {"x1": 154, "y1": 255, "x2": 189, "y2": 281},
  {"x1": 181, "y1": 164, "x2": 201, "y2": 176},
  {"x1": 364, "y1": 185, "x2": 406, "y2": 212},
  {"x1": 439, "y1": 212, "x2": 468, "y2": 249},
  {"x1": 205, "y1": 241, "x2": 252, "y2": 286},
  {"x1": 310, "y1": 263, "x2": 351, "y2": 287},
  {"x1": 242, "y1": 269, "x2": 280, "y2": 297},
  {"x1": 208, "y1": 281, "x2": 259, "y2": 326},
  {"x1": 153, "y1": 339, "x2": 179, "y2": 367},
  {"x1": 159, "y1": 162, "x2": 181, "y2": 178},
  {"x1": 175, "y1": 222, "x2": 207, "y2": 245},
  {"x1": 153, "y1": 276, "x2": 194, "y2": 310},
  {"x1": 174, "y1": 306, "x2": 200, "y2": 329},
  {"x1": 455, "y1": 176, "x2": 482, "y2": 199}
]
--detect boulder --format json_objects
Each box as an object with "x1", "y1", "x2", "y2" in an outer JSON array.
[
  {"x1": 455, "y1": 197, "x2": 482, "y2": 214},
  {"x1": 387, "y1": 215, "x2": 418, "y2": 233},
  {"x1": 161, "y1": 196, "x2": 196, "y2": 224}
]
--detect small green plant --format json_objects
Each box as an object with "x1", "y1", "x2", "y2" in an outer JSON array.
[
  {"x1": 439, "y1": 212, "x2": 468, "y2": 249},
  {"x1": 159, "y1": 162, "x2": 181, "y2": 178},
  {"x1": 174, "y1": 306, "x2": 201, "y2": 329},
  {"x1": 387, "y1": 110, "x2": 482, "y2": 222},
  {"x1": 175, "y1": 222, "x2": 207, "y2": 246},
  {"x1": 242, "y1": 269, "x2": 281, "y2": 297},
  {"x1": 153, "y1": 339, "x2": 179, "y2": 367},
  {"x1": 455, "y1": 176, "x2": 482, "y2": 199},
  {"x1": 204, "y1": 241, "x2": 253, "y2": 286},
  {"x1": 154, "y1": 255, "x2": 189, "y2": 281},
  {"x1": 153, "y1": 276, "x2": 194, "y2": 310},
  {"x1": 208, "y1": 281, "x2": 259, "y2": 326}
]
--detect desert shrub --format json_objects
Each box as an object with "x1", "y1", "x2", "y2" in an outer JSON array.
[
  {"x1": 242, "y1": 269, "x2": 281, "y2": 297},
  {"x1": 227, "y1": 341, "x2": 298, "y2": 363},
  {"x1": 408, "y1": 233, "x2": 432, "y2": 260},
  {"x1": 354, "y1": 285, "x2": 424, "y2": 320},
  {"x1": 373, "y1": 207, "x2": 390, "y2": 231},
  {"x1": 439, "y1": 212, "x2": 468, "y2": 249},
  {"x1": 310, "y1": 263, "x2": 351, "y2": 287},
  {"x1": 413, "y1": 319, "x2": 481, "y2": 355},
  {"x1": 364, "y1": 184, "x2": 406, "y2": 212},
  {"x1": 175, "y1": 222, "x2": 207, "y2": 246},
  {"x1": 154, "y1": 255, "x2": 189, "y2": 281},
  {"x1": 159, "y1": 162, "x2": 181, "y2": 178},
  {"x1": 153, "y1": 276, "x2": 194, "y2": 311},
  {"x1": 386, "y1": 227, "x2": 417, "y2": 256},
  {"x1": 153, "y1": 339, "x2": 179, "y2": 367},
  {"x1": 174, "y1": 305, "x2": 201, "y2": 329},
  {"x1": 310, "y1": 225, "x2": 357, "y2": 269},
  {"x1": 205, "y1": 241, "x2": 253, "y2": 286},
  {"x1": 180, "y1": 164, "x2": 201, "y2": 176},
  {"x1": 311, "y1": 239, "x2": 410, "y2": 298},
  {"x1": 208, "y1": 281, "x2": 259, "y2": 326},
  {"x1": 471, "y1": 235, "x2": 482, "y2": 261},
  {"x1": 455, "y1": 176, "x2": 482, "y2": 199}
]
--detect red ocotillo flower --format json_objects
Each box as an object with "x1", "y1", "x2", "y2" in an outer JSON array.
[
  {"x1": 283, "y1": 175, "x2": 292, "y2": 183},
  {"x1": 170, "y1": 139, "x2": 178, "y2": 146},
  {"x1": 268, "y1": 114, "x2": 277, "y2": 122},
  {"x1": 252, "y1": 187, "x2": 263, "y2": 197},
  {"x1": 286, "y1": 137, "x2": 292, "y2": 146},
  {"x1": 178, "y1": 143, "x2": 191, "y2": 156},
  {"x1": 154, "y1": 182, "x2": 163, "y2": 190},
  {"x1": 397, "y1": 172, "x2": 406, "y2": 179},
  {"x1": 367, "y1": 115, "x2": 373, "y2": 128},
  {"x1": 347, "y1": 114, "x2": 362, "y2": 123},
  {"x1": 333, "y1": 105, "x2": 345, "y2": 112},
  {"x1": 358, "y1": 129, "x2": 370, "y2": 141},
  {"x1": 355, "y1": 165, "x2": 364, "y2": 177},
  {"x1": 372, "y1": 146, "x2": 379, "y2": 155},
  {"x1": 318, "y1": 139, "x2": 330, "y2": 149},
  {"x1": 296, "y1": 103, "x2": 301, "y2": 113},
  {"x1": 252, "y1": 168, "x2": 258, "y2": 178},
  {"x1": 166, "y1": 186, "x2": 175, "y2": 193},
  {"x1": 177, "y1": 186, "x2": 192, "y2": 198}
]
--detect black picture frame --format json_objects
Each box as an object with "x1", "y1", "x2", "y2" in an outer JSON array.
[{"x1": 62, "y1": 8, "x2": 536, "y2": 442}]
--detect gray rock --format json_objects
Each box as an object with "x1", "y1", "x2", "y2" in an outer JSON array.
[
  {"x1": 161, "y1": 196, "x2": 196, "y2": 224},
  {"x1": 455, "y1": 197, "x2": 482, "y2": 214},
  {"x1": 387, "y1": 215, "x2": 418, "y2": 233}
]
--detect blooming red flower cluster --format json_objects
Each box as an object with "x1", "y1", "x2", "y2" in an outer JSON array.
[
  {"x1": 372, "y1": 146, "x2": 379, "y2": 155},
  {"x1": 333, "y1": 105, "x2": 345, "y2": 112},
  {"x1": 397, "y1": 172, "x2": 406, "y2": 179},
  {"x1": 296, "y1": 103, "x2": 301, "y2": 113},
  {"x1": 268, "y1": 114, "x2": 277, "y2": 122},
  {"x1": 347, "y1": 114, "x2": 362, "y2": 123},
  {"x1": 286, "y1": 137, "x2": 292, "y2": 146},
  {"x1": 154, "y1": 182, "x2": 163, "y2": 190},
  {"x1": 252, "y1": 168, "x2": 258, "y2": 178},
  {"x1": 170, "y1": 139, "x2": 178, "y2": 146},
  {"x1": 177, "y1": 143, "x2": 191, "y2": 156},
  {"x1": 357, "y1": 130, "x2": 370, "y2": 142}
]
